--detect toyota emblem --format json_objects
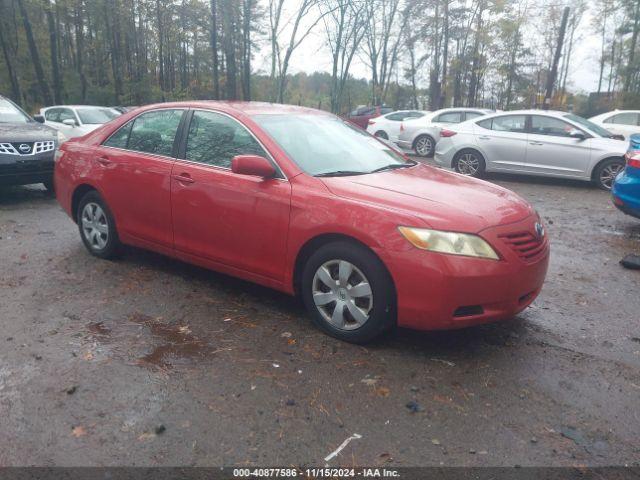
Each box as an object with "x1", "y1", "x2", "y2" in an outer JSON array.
[
  {"x1": 534, "y1": 222, "x2": 545, "y2": 239},
  {"x1": 18, "y1": 143, "x2": 31, "y2": 153}
]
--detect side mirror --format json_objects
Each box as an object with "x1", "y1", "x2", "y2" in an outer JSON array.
[
  {"x1": 231, "y1": 155, "x2": 276, "y2": 179},
  {"x1": 33, "y1": 115, "x2": 45, "y2": 123},
  {"x1": 62, "y1": 119, "x2": 77, "y2": 127},
  {"x1": 568, "y1": 129, "x2": 586, "y2": 140}
]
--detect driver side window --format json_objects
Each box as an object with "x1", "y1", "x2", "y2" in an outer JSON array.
[{"x1": 184, "y1": 111, "x2": 267, "y2": 169}]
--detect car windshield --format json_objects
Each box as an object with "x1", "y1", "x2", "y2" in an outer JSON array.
[
  {"x1": 77, "y1": 107, "x2": 119, "y2": 124},
  {"x1": 254, "y1": 114, "x2": 411, "y2": 176},
  {"x1": 564, "y1": 113, "x2": 613, "y2": 138},
  {"x1": 0, "y1": 98, "x2": 31, "y2": 123}
]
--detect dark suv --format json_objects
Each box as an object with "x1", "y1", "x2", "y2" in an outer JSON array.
[{"x1": 0, "y1": 95, "x2": 62, "y2": 191}]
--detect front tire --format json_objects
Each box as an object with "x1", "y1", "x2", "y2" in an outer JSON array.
[
  {"x1": 593, "y1": 158, "x2": 624, "y2": 190},
  {"x1": 453, "y1": 149, "x2": 486, "y2": 178},
  {"x1": 301, "y1": 241, "x2": 396, "y2": 344},
  {"x1": 413, "y1": 134, "x2": 436, "y2": 157},
  {"x1": 77, "y1": 190, "x2": 121, "y2": 259}
]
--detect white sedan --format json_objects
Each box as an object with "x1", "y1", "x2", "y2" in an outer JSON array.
[
  {"x1": 589, "y1": 110, "x2": 640, "y2": 140},
  {"x1": 434, "y1": 109, "x2": 627, "y2": 190},
  {"x1": 396, "y1": 108, "x2": 493, "y2": 157},
  {"x1": 36, "y1": 105, "x2": 121, "y2": 139},
  {"x1": 365, "y1": 110, "x2": 429, "y2": 143}
]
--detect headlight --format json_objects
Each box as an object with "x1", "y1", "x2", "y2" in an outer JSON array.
[
  {"x1": 56, "y1": 130, "x2": 67, "y2": 144},
  {"x1": 398, "y1": 226, "x2": 499, "y2": 260}
]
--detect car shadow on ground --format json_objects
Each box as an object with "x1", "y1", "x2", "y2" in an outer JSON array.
[{"x1": 0, "y1": 185, "x2": 53, "y2": 205}]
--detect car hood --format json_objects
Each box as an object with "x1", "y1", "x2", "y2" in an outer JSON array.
[
  {"x1": 320, "y1": 164, "x2": 534, "y2": 232},
  {"x1": 0, "y1": 122, "x2": 58, "y2": 142}
]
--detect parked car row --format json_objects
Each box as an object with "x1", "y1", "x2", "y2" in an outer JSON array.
[{"x1": 0, "y1": 96, "x2": 122, "y2": 191}]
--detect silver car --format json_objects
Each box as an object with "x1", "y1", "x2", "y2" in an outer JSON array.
[
  {"x1": 434, "y1": 109, "x2": 627, "y2": 190},
  {"x1": 396, "y1": 108, "x2": 493, "y2": 157}
]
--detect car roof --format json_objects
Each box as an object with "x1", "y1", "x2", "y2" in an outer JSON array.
[
  {"x1": 128, "y1": 101, "x2": 330, "y2": 118},
  {"x1": 42, "y1": 105, "x2": 117, "y2": 110}
]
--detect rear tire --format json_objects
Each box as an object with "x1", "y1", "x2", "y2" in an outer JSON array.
[
  {"x1": 76, "y1": 190, "x2": 121, "y2": 259},
  {"x1": 374, "y1": 131, "x2": 389, "y2": 140},
  {"x1": 413, "y1": 134, "x2": 435, "y2": 157},
  {"x1": 301, "y1": 241, "x2": 396, "y2": 344},
  {"x1": 453, "y1": 149, "x2": 486, "y2": 178},
  {"x1": 593, "y1": 158, "x2": 624, "y2": 190}
]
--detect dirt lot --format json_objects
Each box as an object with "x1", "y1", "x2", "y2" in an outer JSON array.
[{"x1": 1, "y1": 165, "x2": 639, "y2": 467}]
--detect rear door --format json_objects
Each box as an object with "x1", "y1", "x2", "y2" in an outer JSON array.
[
  {"x1": 97, "y1": 108, "x2": 186, "y2": 248},
  {"x1": 474, "y1": 114, "x2": 528, "y2": 171},
  {"x1": 525, "y1": 115, "x2": 591, "y2": 177}
]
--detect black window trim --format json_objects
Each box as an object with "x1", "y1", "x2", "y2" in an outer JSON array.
[
  {"x1": 175, "y1": 108, "x2": 288, "y2": 181},
  {"x1": 101, "y1": 107, "x2": 188, "y2": 160}
]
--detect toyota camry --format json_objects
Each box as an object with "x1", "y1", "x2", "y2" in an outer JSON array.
[{"x1": 54, "y1": 102, "x2": 549, "y2": 343}]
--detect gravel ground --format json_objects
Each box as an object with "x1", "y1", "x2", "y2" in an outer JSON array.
[{"x1": 1, "y1": 164, "x2": 639, "y2": 467}]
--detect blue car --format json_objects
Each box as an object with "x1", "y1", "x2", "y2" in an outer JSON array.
[{"x1": 612, "y1": 133, "x2": 640, "y2": 219}]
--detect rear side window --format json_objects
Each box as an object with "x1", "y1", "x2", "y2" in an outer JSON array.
[
  {"x1": 477, "y1": 115, "x2": 526, "y2": 133},
  {"x1": 434, "y1": 111, "x2": 462, "y2": 123},
  {"x1": 104, "y1": 122, "x2": 133, "y2": 149},
  {"x1": 385, "y1": 112, "x2": 407, "y2": 121},
  {"x1": 103, "y1": 109, "x2": 183, "y2": 156},
  {"x1": 605, "y1": 112, "x2": 639, "y2": 126},
  {"x1": 128, "y1": 109, "x2": 183, "y2": 156},
  {"x1": 465, "y1": 112, "x2": 485, "y2": 121},
  {"x1": 184, "y1": 110, "x2": 266, "y2": 168}
]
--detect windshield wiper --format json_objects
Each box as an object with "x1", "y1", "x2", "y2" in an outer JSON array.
[
  {"x1": 314, "y1": 170, "x2": 368, "y2": 177},
  {"x1": 370, "y1": 161, "x2": 417, "y2": 173}
]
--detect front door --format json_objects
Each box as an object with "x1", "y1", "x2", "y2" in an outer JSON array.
[
  {"x1": 171, "y1": 109, "x2": 291, "y2": 281},
  {"x1": 525, "y1": 115, "x2": 591, "y2": 177}
]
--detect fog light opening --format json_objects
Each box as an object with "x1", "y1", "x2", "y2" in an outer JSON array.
[{"x1": 453, "y1": 305, "x2": 484, "y2": 317}]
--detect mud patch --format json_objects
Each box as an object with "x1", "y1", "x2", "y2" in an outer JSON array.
[{"x1": 128, "y1": 312, "x2": 216, "y2": 370}]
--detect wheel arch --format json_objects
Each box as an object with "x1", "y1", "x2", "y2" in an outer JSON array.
[
  {"x1": 590, "y1": 155, "x2": 625, "y2": 181},
  {"x1": 71, "y1": 183, "x2": 101, "y2": 223},
  {"x1": 291, "y1": 233, "x2": 396, "y2": 298}
]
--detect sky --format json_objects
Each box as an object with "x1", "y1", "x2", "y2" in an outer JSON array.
[{"x1": 254, "y1": 1, "x2": 604, "y2": 95}]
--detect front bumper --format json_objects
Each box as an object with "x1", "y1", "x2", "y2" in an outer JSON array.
[
  {"x1": 381, "y1": 216, "x2": 550, "y2": 331},
  {"x1": 0, "y1": 152, "x2": 54, "y2": 186},
  {"x1": 612, "y1": 168, "x2": 640, "y2": 219}
]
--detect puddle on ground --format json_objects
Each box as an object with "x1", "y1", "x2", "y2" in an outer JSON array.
[
  {"x1": 85, "y1": 313, "x2": 217, "y2": 370},
  {"x1": 129, "y1": 312, "x2": 215, "y2": 369}
]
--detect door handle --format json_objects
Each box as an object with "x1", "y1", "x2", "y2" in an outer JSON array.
[
  {"x1": 96, "y1": 156, "x2": 111, "y2": 166},
  {"x1": 172, "y1": 173, "x2": 195, "y2": 184},
  {"x1": 478, "y1": 136, "x2": 490, "y2": 140},
  {"x1": 529, "y1": 142, "x2": 544, "y2": 146}
]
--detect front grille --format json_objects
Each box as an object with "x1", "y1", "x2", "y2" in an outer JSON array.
[
  {"x1": 0, "y1": 141, "x2": 55, "y2": 156},
  {"x1": 499, "y1": 231, "x2": 546, "y2": 262}
]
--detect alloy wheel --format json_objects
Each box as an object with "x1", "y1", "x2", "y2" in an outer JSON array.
[
  {"x1": 415, "y1": 136, "x2": 433, "y2": 156},
  {"x1": 456, "y1": 152, "x2": 480, "y2": 176},
  {"x1": 599, "y1": 163, "x2": 623, "y2": 190},
  {"x1": 311, "y1": 259, "x2": 373, "y2": 331},
  {"x1": 81, "y1": 202, "x2": 109, "y2": 250}
]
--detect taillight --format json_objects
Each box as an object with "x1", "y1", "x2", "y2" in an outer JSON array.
[
  {"x1": 626, "y1": 151, "x2": 640, "y2": 168},
  {"x1": 440, "y1": 129, "x2": 457, "y2": 137},
  {"x1": 400, "y1": 122, "x2": 405, "y2": 132}
]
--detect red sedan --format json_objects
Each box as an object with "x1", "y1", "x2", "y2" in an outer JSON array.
[{"x1": 54, "y1": 101, "x2": 549, "y2": 343}]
